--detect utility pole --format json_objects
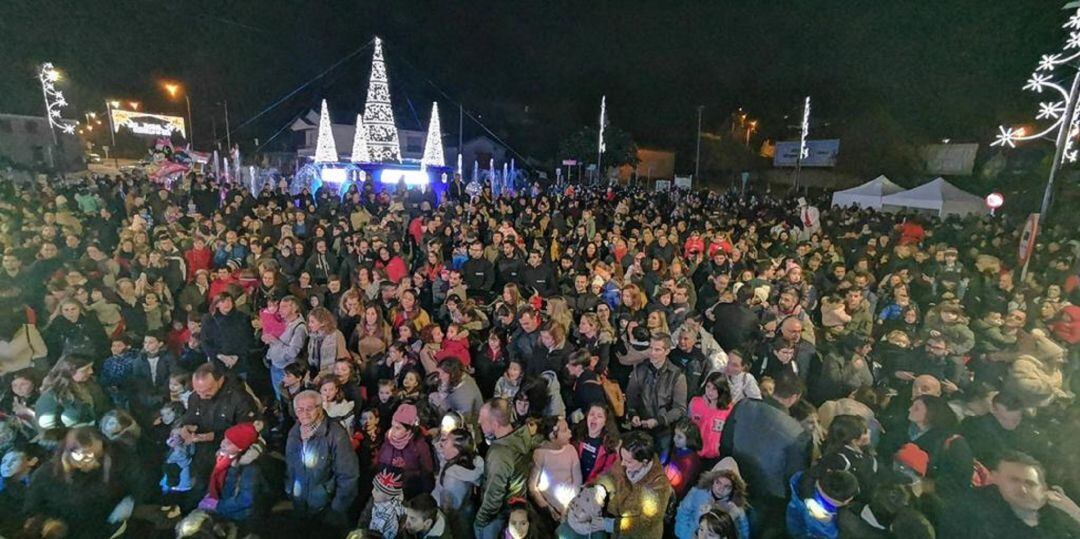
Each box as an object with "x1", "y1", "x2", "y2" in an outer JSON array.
[
  {"x1": 223, "y1": 99, "x2": 232, "y2": 150},
  {"x1": 694, "y1": 105, "x2": 704, "y2": 186}
]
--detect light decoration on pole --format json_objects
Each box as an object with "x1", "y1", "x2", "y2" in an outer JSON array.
[
  {"x1": 313, "y1": 99, "x2": 338, "y2": 164},
  {"x1": 350, "y1": 114, "x2": 370, "y2": 163},
  {"x1": 420, "y1": 102, "x2": 445, "y2": 170},
  {"x1": 991, "y1": 6, "x2": 1080, "y2": 216},
  {"x1": 986, "y1": 192, "x2": 1005, "y2": 215},
  {"x1": 39, "y1": 63, "x2": 75, "y2": 137},
  {"x1": 361, "y1": 37, "x2": 402, "y2": 163},
  {"x1": 799, "y1": 96, "x2": 811, "y2": 160}
]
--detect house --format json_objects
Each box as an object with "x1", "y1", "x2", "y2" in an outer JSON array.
[
  {"x1": 617, "y1": 147, "x2": 675, "y2": 182},
  {"x1": 0, "y1": 113, "x2": 84, "y2": 171}
]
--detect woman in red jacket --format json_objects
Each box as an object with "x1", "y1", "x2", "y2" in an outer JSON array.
[{"x1": 376, "y1": 246, "x2": 408, "y2": 284}]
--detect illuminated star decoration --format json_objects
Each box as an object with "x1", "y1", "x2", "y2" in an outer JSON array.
[
  {"x1": 38, "y1": 63, "x2": 75, "y2": 135},
  {"x1": 992, "y1": 7, "x2": 1080, "y2": 163}
]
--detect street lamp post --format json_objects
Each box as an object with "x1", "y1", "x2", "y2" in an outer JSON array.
[
  {"x1": 105, "y1": 100, "x2": 120, "y2": 167},
  {"x1": 163, "y1": 82, "x2": 195, "y2": 146},
  {"x1": 694, "y1": 105, "x2": 703, "y2": 187}
]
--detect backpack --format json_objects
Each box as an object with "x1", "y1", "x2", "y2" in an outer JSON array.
[{"x1": 587, "y1": 374, "x2": 626, "y2": 418}]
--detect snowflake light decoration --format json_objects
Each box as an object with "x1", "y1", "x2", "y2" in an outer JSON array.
[
  {"x1": 993, "y1": 7, "x2": 1080, "y2": 162},
  {"x1": 38, "y1": 63, "x2": 75, "y2": 135}
]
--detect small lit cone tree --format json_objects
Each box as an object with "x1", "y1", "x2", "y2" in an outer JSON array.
[
  {"x1": 314, "y1": 99, "x2": 338, "y2": 164},
  {"x1": 420, "y1": 102, "x2": 444, "y2": 171},
  {"x1": 350, "y1": 114, "x2": 371, "y2": 163}
]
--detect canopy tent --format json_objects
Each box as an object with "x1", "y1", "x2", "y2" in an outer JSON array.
[
  {"x1": 880, "y1": 177, "x2": 986, "y2": 217},
  {"x1": 830, "y1": 175, "x2": 905, "y2": 209}
]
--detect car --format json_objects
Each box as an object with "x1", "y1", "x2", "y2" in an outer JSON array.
[{"x1": 86, "y1": 153, "x2": 103, "y2": 164}]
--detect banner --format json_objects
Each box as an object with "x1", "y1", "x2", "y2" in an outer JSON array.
[
  {"x1": 110, "y1": 109, "x2": 186, "y2": 138},
  {"x1": 1018, "y1": 213, "x2": 1040, "y2": 264},
  {"x1": 773, "y1": 139, "x2": 840, "y2": 167}
]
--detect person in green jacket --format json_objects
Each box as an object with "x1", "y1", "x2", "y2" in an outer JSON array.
[{"x1": 474, "y1": 397, "x2": 542, "y2": 539}]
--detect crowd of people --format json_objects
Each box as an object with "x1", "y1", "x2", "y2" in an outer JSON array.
[{"x1": 0, "y1": 168, "x2": 1079, "y2": 539}]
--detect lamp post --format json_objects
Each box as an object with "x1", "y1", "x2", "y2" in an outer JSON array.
[
  {"x1": 991, "y1": 5, "x2": 1080, "y2": 219},
  {"x1": 162, "y1": 81, "x2": 194, "y2": 146},
  {"x1": 694, "y1": 105, "x2": 703, "y2": 187},
  {"x1": 105, "y1": 100, "x2": 120, "y2": 167}
]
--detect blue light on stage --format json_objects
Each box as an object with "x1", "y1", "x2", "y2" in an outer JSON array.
[{"x1": 378, "y1": 168, "x2": 431, "y2": 186}]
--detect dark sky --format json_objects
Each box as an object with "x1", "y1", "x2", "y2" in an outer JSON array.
[{"x1": 0, "y1": 0, "x2": 1066, "y2": 167}]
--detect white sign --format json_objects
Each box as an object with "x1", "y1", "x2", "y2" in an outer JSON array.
[
  {"x1": 655, "y1": 180, "x2": 671, "y2": 192},
  {"x1": 674, "y1": 176, "x2": 692, "y2": 189},
  {"x1": 773, "y1": 139, "x2": 840, "y2": 167},
  {"x1": 110, "y1": 109, "x2": 186, "y2": 138}
]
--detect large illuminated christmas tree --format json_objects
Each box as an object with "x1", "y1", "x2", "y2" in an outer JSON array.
[
  {"x1": 313, "y1": 99, "x2": 338, "y2": 163},
  {"x1": 362, "y1": 37, "x2": 402, "y2": 162},
  {"x1": 420, "y1": 102, "x2": 444, "y2": 170},
  {"x1": 350, "y1": 114, "x2": 370, "y2": 163}
]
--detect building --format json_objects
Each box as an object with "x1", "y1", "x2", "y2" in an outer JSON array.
[
  {"x1": 0, "y1": 113, "x2": 85, "y2": 171},
  {"x1": 617, "y1": 147, "x2": 675, "y2": 182}
]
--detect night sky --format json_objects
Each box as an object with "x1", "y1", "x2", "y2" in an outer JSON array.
[{"x1": 0, "y1": 0, "x2": 1066, "y2": 170}]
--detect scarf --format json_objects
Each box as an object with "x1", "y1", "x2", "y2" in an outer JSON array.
[
  {"x1": 388, "y1": 426, "x2": 414, "y2": 451},
  {"x1": 626, "y1": 460, "x2": 653, "y2": 485},
  {"x1": 207, "y1": 451, "x2": 237, "y2": 500},
  {"x1": 300, "y1": 417, "x2": 324, "y2": 442}
]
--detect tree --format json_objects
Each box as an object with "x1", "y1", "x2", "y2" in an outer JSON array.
[{"x1": 557, "y1": 125, "x2": 639, "y2": 169}]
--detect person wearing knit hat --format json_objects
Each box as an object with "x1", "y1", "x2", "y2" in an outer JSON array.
[
  {"x1": 893, "y1": 443, "x2": 929, "y2": 480},
  {"x1": 361, "y1": 468, "x2": 406, "y2": 539},
  {"x1": 198, "y1": 422, "x2": 262, "y2": 516},
  {"x1": 377, "y1": 402, "x2": 436, "y2": 497}
]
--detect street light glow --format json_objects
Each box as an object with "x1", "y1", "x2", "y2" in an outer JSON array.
[
  {"x1": 109, "y1": 100, "x2": 121, "y2": 108},
  {"x1": 162, "y1": 82, "x2": 181, "y2": 98},
  {"x1": 129, "y1": 101, "x2": 140, "y2": 110}
]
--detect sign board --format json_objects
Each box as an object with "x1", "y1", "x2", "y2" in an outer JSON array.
[
  {"x1": 655, "y1": 180, "x2": 671, "y2": 192},
  {"x1": 674, "y1": 176, "x2": 692, "y2": 189},
  {"x1": 920, "y1": 143, "x2": 979, "y2": 176},
  {"x1": 773, "y1": 139, "x2": 840, "y2": 167},
  {"x1": 1018, "y1": 213, "x2": 1040, "y2": 264},
  {"x1": 562, "y1": 159, "x2": 577, "y2": 166},
  {"x1": 110, "y1": 109, "x2": 186, "y2": 138}
]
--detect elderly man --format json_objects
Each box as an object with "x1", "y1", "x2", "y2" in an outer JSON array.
[
  {"x1": 284, "y1": 389, "x2": 359, "y2": 530},
  {"x1": 755, "y1": 316, "x2": 817, "y2": 382}
]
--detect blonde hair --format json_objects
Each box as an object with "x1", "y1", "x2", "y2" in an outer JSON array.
[{"x1": 546, "y1": 297, "x2": 573, "y2": 333}]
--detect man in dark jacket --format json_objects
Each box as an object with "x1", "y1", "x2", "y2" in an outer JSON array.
[
  {"x1": 520, "y1": 250, "x2": 558, "y2": 298},
  {"x1": 462, "y1": 241, "x2": 495, "y2": 302},
  {"x1": 721, "y1": 373, "x2": 811, "y2": 537},
  {"x1": 938, "y1": 451, "x2": 1080, "y2": 538},
  {"x1": 962, "y1": 392, "x2": 1048, "y2": 467},
  {"x1": 508, "y1": 307, "x2": 545, "y2": 372},
  {"x1": 708, "y1": 286, "x2": 762, "y2": 352},
  {"x1": 566, "y1": 274, "x2": 601, "y2": 316},
  {"x1": 626, "y1": 333, "x2": 688, "y2": 453},
  {"x1": 475, "y1": 398, "x2": 542, "y2": 539},
  {"x1": 285, "y1": 390, "x2": 359, "y2": 530},
  {"x1": 180, "y1": 364, "x2": 258, "y2": 509},
  {"x1": 493, "y1": 241, "x2": 525, "y2": 291}
]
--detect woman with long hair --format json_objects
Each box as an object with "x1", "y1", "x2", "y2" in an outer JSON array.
[
  {"x1": 305, "y1": 306, "x2": 349, "y2": 379},
  {"x1": 576, "y1": 312, "x2": 614, "y2": 375},
  {"x1": 389, "y1": 289, "x2": 432, "y2": 333},
  {"x1": 24, "y1": 427, "x2": 142, "y2": 539},
  {"x1": 689, "y1": 372, "x2": 734, "y2": 463},
  {"x1": 352, "y1": 305, "x2": 392, "y2": 361},
  {"x1": 571, "y1": 403, "x2": 621, "y2": 483},
  {"x1": 816, "y1": 414, "x2": 877, "y2": 501},
  {"x1": 433, "y1": 428, "x2": 484, "y2": 539},
  {"x1": 35, "y1": 354, "x2": 110, "y2": 433},
  {"x1": 675, "y1": 467, "x2": 750, "y2": 539},
  {"x1": 335, "y1": 289, "x2": 365, "y2": 347},
  {"x1": 201, "y1": 293, "x2": 255, "y2": 375},
  {"x1": 418, "y1": 323, "x2": 444, "y2": 375},
  {"x1": 42, "y1": 299, "x2": 108, "y2": 362}
]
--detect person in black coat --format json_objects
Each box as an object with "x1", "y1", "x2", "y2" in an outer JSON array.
[
  {"x1": 23, "y1": 428, "x2": 145, "y2": 539},
  {"x1": 131, "y1": 332, "x2": 179, "y2": 419},
  {"x1": 42, "y1": 300, "x2": 109, "y2": 362},
  {"x1": 494, "y1": 242, "x2": 525, "y2": 291},
  {"x1": 200, "y1": 293, "x2": 256, "y2": 377},
  {"x1": 520, "y1": 251, "x2": 558, "y2": 298},
  {"x1": 707, "y1": 286, "x2": 762, "y2": 353},
  {"x1": 461, "y1": 241, "x2": 495, "y2": 302},
  {"x1": 565, "y1": 350, "x2": 606, "y2": 421}
]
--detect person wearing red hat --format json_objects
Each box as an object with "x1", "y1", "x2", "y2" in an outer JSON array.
[{"x1": 197, "y1": 422, "x2": 267, "y2": 522}]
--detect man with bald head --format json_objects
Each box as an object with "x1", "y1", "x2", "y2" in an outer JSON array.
[
  {"x1": 754, "y1": 315, "x2": 818, "y2": 382},
  {"x1": 474, "y1": 398, "x2": 542, "y2": 539}
]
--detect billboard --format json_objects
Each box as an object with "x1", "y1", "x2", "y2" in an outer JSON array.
[
  {"x1": 920, "y1": 143, "x2": 978, "y2": 176},
  {"x1": 773, "y1": 139, "x2": 840, "y2": 167},
  {"x1": 110, "y1": 109, "x2": 186, "y2": 138}
]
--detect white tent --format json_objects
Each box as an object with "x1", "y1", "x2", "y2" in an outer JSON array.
[
  {"x1": 831, "y1": 175, "x2": 905, "y2": 209},
  {"x1": 880, "y1": 177, "x2": 986, "y2": 217}
]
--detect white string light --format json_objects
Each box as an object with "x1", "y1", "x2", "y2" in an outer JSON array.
[
  {"x1": 799, "y1": 96, "x2": 811, "y2": 159},
  {"x1": 361, "y1": 37, "x2": 402, "y2": 162},
  {"x1": 992, "y1": 7, "x2": 1080, "y2": 160},
  {"x1": 39, "y1": 63, "x2": 75, "y2": 135},
  {"x1": 350, "y1": 113, "x2": 370, "y2": 163},
  {"x1": 313, "y1": 99, "x2": 338, "y2": 163},
  {"x1": 420, "y1": 102, "x2": 444, "y2": 170}
]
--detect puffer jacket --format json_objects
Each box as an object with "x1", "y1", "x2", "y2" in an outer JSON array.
[
  {"x1": 626, "y1": 359, "x2": 688, "y2": 429},
  {"x1": 475, "y1": 424, "x2": 542, "y2": 527},
  {"x1": 433, "y1": 455, "x2": 485, "y2": 539},
  {"x1": 284, "y1": 419, "x2": 359, "y2": 516}
]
